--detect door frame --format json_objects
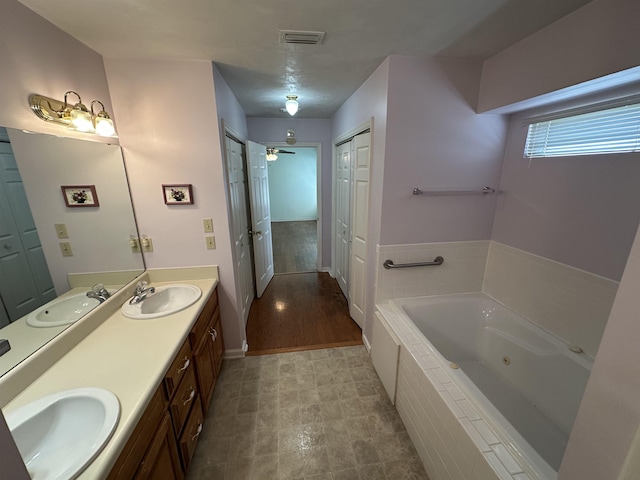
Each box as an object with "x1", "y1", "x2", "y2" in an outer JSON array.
[
  {"x1": 263, "y1": 142, "x2": 323, "y2": 271},
  {"x1": 331, "y1": 120, "x2": 371, "y2": 283},
  {"x1": 220, "y1": 120, "x2": 254, "y2": 332}
]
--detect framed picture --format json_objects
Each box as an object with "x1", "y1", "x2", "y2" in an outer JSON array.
[
  {"x1": 61, "y1": 185, "x2": 99, "y2": 207},
  {"x1": 163, "y1": 184, "x2": 194, "y2": 205}
]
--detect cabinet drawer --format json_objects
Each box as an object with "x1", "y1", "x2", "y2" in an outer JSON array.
[
  {"x1": 189, "y1": 288, "x2": 218, "y2": 346},
  {"x1": 169, "y1": 364, "x2": 198, "y2": 437},
  {"x1": 164, "y1": 339, "x2": 192, "y2": 400},
  {"x1": 178, "y1": 397, "x2": 204, "y2": 472}
]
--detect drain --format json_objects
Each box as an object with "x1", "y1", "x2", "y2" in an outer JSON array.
[
  {"x1": 450, "y1": 362, "x2": 459, "y2": 369},
  {"x1": 502, "y1": 355, "x2": 511, "y2": 366}
]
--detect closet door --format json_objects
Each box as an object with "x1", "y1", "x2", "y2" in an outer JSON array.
[
  {"x1": 348, "y1": 133, "x2": 371, "y2": 329},
  {"x1": 335, "y1": 142, "x2": 351, "y2": 299}
]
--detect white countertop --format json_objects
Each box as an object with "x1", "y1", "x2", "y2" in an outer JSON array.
[{"x1": 2, "y1": 269, "x2": 218, "y2": 479}]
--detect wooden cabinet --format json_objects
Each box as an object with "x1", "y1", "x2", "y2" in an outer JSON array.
[{"x1": 108, "y1": 285, "x2": 223, "y2": 480}]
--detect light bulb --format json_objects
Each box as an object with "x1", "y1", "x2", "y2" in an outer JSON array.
[
  {"x1": 70, "y1": 104, "x2": 93, "y2": 132},
  {"x1": 285, "y1": 95, "x2": 298, "y2": 116},
  {"x1": 95, "y1": 116, "x2": 115, "y2": 136}
]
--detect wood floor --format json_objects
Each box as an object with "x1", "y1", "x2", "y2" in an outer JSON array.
[
  {"x1": 272, "y1": 220, "x2": 317, "y2": 274},
  {"x1": 245, "y1": 272, "x2": 363, "y2": 355}
]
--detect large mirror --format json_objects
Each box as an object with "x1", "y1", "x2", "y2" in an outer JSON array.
[{"x1": 0, "y1": 127, "x2": 144, "y2": 377}]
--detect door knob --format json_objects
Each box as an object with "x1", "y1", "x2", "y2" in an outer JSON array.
[{"x1": 248, "y1": 229, "x2": 262, "y2": 236}]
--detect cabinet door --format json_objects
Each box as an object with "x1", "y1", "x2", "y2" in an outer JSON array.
[
  {"x1": 193, "y1": 327, "x2": 216, "y2": 414},
  {"x1": 135, "y1": 412, "x2": 183, "y2": 480},
  {"x1": 212, "y1": 314, "x2": 224, "y2": 375}
]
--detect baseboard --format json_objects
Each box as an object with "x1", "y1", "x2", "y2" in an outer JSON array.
[
  {"x1": 362, "y1": 332, "x2": 372, "y2": 353},
  {"x1": 225, "y1": 340, "x2": 248, "y2": 359}
]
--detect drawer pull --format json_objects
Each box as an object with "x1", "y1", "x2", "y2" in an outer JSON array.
[
  {"x1": 177, "y1": 357, "x2": 190, "y2": 374},
  {"x1": 209, "y1": 327, "x2": 217, "y2": 341},
  {"x1": 191, "y1": 423, "x2": 203, "y2": 441},
  {"x1": 183, "y1": 387, "x2": 196, "y2": 405}
]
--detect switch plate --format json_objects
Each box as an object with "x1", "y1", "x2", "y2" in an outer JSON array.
[
  {"x1": 130, "y1": 237, "x2": 141, "y2": 253},
  {"x1": 141, "y1": 236, "x2": 154, "y2": 253},
  {"x1": 59, "y1": 242, "x2": 73, "y2": 257},
  {"x1": 203, "y1": 218, "x2": 214, "y2": 233},
  {"x1": 54, "y1": 223, "x2": 69, "y2": 239},
  {"x1": 206, "y1": 236, "x2": 216, "y2": 250}
]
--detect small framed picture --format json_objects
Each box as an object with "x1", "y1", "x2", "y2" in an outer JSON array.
[
  {"x1": 163, "y1": 184, "x2": 194, "y2": 205},
  {"x1": 61, "y1": 185, "x2": 99, "y2": 207}
]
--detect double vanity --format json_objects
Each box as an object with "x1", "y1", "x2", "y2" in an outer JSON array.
[{"x1": 1, "y1": 266, "x2": 224, "y2": 479}]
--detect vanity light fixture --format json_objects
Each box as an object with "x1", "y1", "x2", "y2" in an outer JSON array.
[
  {"x1": 285, "y1": 94, "x2": 299, "y2": 116},
  {"x1": 29, "y1": 92, "x2": 117, "y2": 137}
]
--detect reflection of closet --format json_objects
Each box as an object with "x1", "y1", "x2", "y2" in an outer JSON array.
[
  {"x1": 334, "y1": 130, "x2": 371, "y2": 329},
  {"x1": 0, "y1": 139, "x2": 55, "y2": 327}
]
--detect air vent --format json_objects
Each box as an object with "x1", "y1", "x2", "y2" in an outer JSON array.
[{"x1": 279, "y1": 30, "x2": 325, "y2": 45}]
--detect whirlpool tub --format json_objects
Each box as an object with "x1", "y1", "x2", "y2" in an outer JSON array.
[{"x1": 376, "y1": 293, "x2": 593, "y2": 480}]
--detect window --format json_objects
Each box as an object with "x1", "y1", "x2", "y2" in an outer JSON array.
[{"x1": 524, "y1": 98, "x2": 640, "y2": 158}]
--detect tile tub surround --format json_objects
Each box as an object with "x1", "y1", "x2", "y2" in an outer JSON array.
[
  {"x1": 375, "y1": 241, "x2": 489, "y2": 304},
  {"x1": 186, "y1": 346, "x2": 429, "y2": 480},
  {"x1": 483, "y1": 241, "x2": 619, "y2": 358}
]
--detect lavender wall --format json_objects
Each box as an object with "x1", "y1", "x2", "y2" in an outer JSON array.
[
  {"x1": 381, "y1": 56, "x2": 508, "y2": 245},
  {"x1": 492, "y1": 85, "x2": 640, "y2": 281},
  {"x1": 104, "y1": 58, "x2": 244, "y2": 352},
  {"x1": 247, "y1": 117, "x2": 332, "y2": 268},
  {"x1": 213, "y1": 64, "x2": 248, "y2": 140},
  {"x1": 0, "y1": 0, "x2": 113, "y2": 141},
  {"x1": 479, "y1": 0, "x2": 640, "y2": 113}
]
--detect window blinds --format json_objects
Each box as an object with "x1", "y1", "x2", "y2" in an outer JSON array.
[{"x1": 524, "y1": 101, "x2": 640, "y2": 158}]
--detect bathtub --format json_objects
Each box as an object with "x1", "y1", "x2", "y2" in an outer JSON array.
[{"x1": 376, "y1": 292, "x2": 593, "y2": 480}]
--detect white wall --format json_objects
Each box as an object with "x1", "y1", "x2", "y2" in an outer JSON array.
[
  {"x1": 381, "y1": 56, "x2": 508, "y2": 245},
  {"x1": 248, "y1": 117, "x2": 332, "y2": 267},
  {"x1": 478, "y1": 0, "x2": 640, "y2": 113},
  {"x1": 268, "y1": 148, "x2": 317, "y2": 222},
  {"x1": 104, "y1": 58, "x2": 245, "y2": 353}
]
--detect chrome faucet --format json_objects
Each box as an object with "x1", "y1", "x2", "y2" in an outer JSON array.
[
  {"x1": 86, "y1": 283, "x2": 111, "y2": 303},
  {"x1": 129, "y1": 281, "x2": 155, "y2": 305}
]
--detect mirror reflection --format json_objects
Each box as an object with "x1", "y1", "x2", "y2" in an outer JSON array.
[{"x1": 0, "y1": 127, "x2": 144, "y2": 376}]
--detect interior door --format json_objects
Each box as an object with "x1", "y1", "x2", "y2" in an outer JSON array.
[
  {"x1": 348, "y1": 132, "x2": 371, "y2": 329},
  {"x1": 246, "y1": 140, "x2": 274, "y2": 297},
  {"x1": 225, "y1": 136, "x2": 255, "y2": 325},
  {"x1": 335, "y1": 142, "x2": 351, "y2": 298},
  {"x1": 0, "y1": 142, "x2": 55, "y2": 324}
]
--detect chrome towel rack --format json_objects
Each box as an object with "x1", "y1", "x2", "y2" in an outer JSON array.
[
  {"x1": 412, "y1": 186, "x2": 496, "y2": 196},
  {"x1": 383, "y1": 256, "x2": 444, "y2": 269}
]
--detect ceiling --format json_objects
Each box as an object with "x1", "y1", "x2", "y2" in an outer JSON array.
[{"x1": 18, "y1": 0, "x2": 592, "y2": 118}]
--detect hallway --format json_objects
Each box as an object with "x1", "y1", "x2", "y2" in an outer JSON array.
[
  {"x1": 272, "y1": 221, "x2": 318, "y2": 274},
  {"x1": 245, "y1": 273, "x2": 362, "y2": 355}
]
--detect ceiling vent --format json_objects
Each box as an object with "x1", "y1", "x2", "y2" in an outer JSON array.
[{"x1": 279, "y1": 30, "x2": 325, "y2": 45}]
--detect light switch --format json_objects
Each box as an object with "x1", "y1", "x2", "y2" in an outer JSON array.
[
  {"x1": 59, "y1": 242, "x2": 73, "y2": 257},
  {"x1": 54, "y1": 223, "x2": 69, "y2": 239},
  {"x1": 203, "y1": 218, "x2": 214, "y2": 233},
  {"x1": 129, "y1": 236, "x2": 141, "y2": 253},
  {"x1": 206, "y1": 236, "x2": 216, "y2": 250},
  {"x1": 141, "y1": 236, "x2": 154, "y2": 253}
]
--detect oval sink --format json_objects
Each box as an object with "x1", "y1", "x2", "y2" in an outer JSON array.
[
  {"x1": 5, "y1": 387, "x2": 120, "y2": 480},
  {"x1": 27, "y1": 294, "x2": 101, "y2": 328},
  {"x1": 121, "y1": 284, "x2": 202, "y2": 319}
]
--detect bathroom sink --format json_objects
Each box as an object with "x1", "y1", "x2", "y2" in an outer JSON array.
[
  {"x1": 121, "y1": 284, "x2": 202, "y2": 319},
  {"x1": 27, "y1": 293, "x2": 101, "y2": 328},
  {"x1": 5, "y1": 387, "x2": 120, "y2": 480}
]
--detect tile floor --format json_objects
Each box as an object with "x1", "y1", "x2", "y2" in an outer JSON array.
[{"x1": 187, "y1": 345, "x2": 430, "y2": 480}]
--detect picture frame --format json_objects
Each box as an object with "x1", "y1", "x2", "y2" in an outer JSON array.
[
  {"x1": 61, "y1": 185, "x2": 99, "y2": 207},
  {"x1": 163, "y1": 184, "x2": 194, "y2": 205}
]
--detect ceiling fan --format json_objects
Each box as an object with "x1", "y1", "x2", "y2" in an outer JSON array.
[{"x1": 266, "y1": 147, "x2": 295, "y2": 161}]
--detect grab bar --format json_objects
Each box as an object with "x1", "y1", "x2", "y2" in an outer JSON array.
[
  {"x1": 383, "y1": 256, "x2": 444, "y2": 269},
  {"x1": 412, "y1": 186, "x2": 496, "y2": 196}
]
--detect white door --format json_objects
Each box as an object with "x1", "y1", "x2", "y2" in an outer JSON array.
[
  {"x1": 335, "y1": 142, "x2": 351, "y2": 298},
  {"x1": 348, "y1": 132, "x2": 371, "y2": 329},
  {"x1": 246, "y1": 140, "x2": 274, "y2": 297},
  {"x1": 225, "y1": 136, "x2": 255, "y2": 325}
]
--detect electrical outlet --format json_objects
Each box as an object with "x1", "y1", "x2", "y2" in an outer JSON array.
[
  {"x1": 129, "y1": 236, "x2": 141, "y2": 253},
  {"x1": 59, "y1": 242, "x2": 73, "y2": 257},
  {"x1": 54, "y1": 223, "x2": 69, "y2": 239},
  {"x1": 203, "y1": 218, "x2": 214, "y2": 233},
  {"x1": 141, "y1": 236, "x2": 154, "y2": 253},
  {"x1": 206, "y1": 236, "x2": 216, "y2": 250}
]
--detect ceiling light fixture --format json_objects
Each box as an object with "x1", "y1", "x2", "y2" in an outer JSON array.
[
  {"x1": 285, "y1": 95, "x2": 299, "y2": 116},
  {"x1": 29, "y1": 92, "x2": 117, "y2": 137}
]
